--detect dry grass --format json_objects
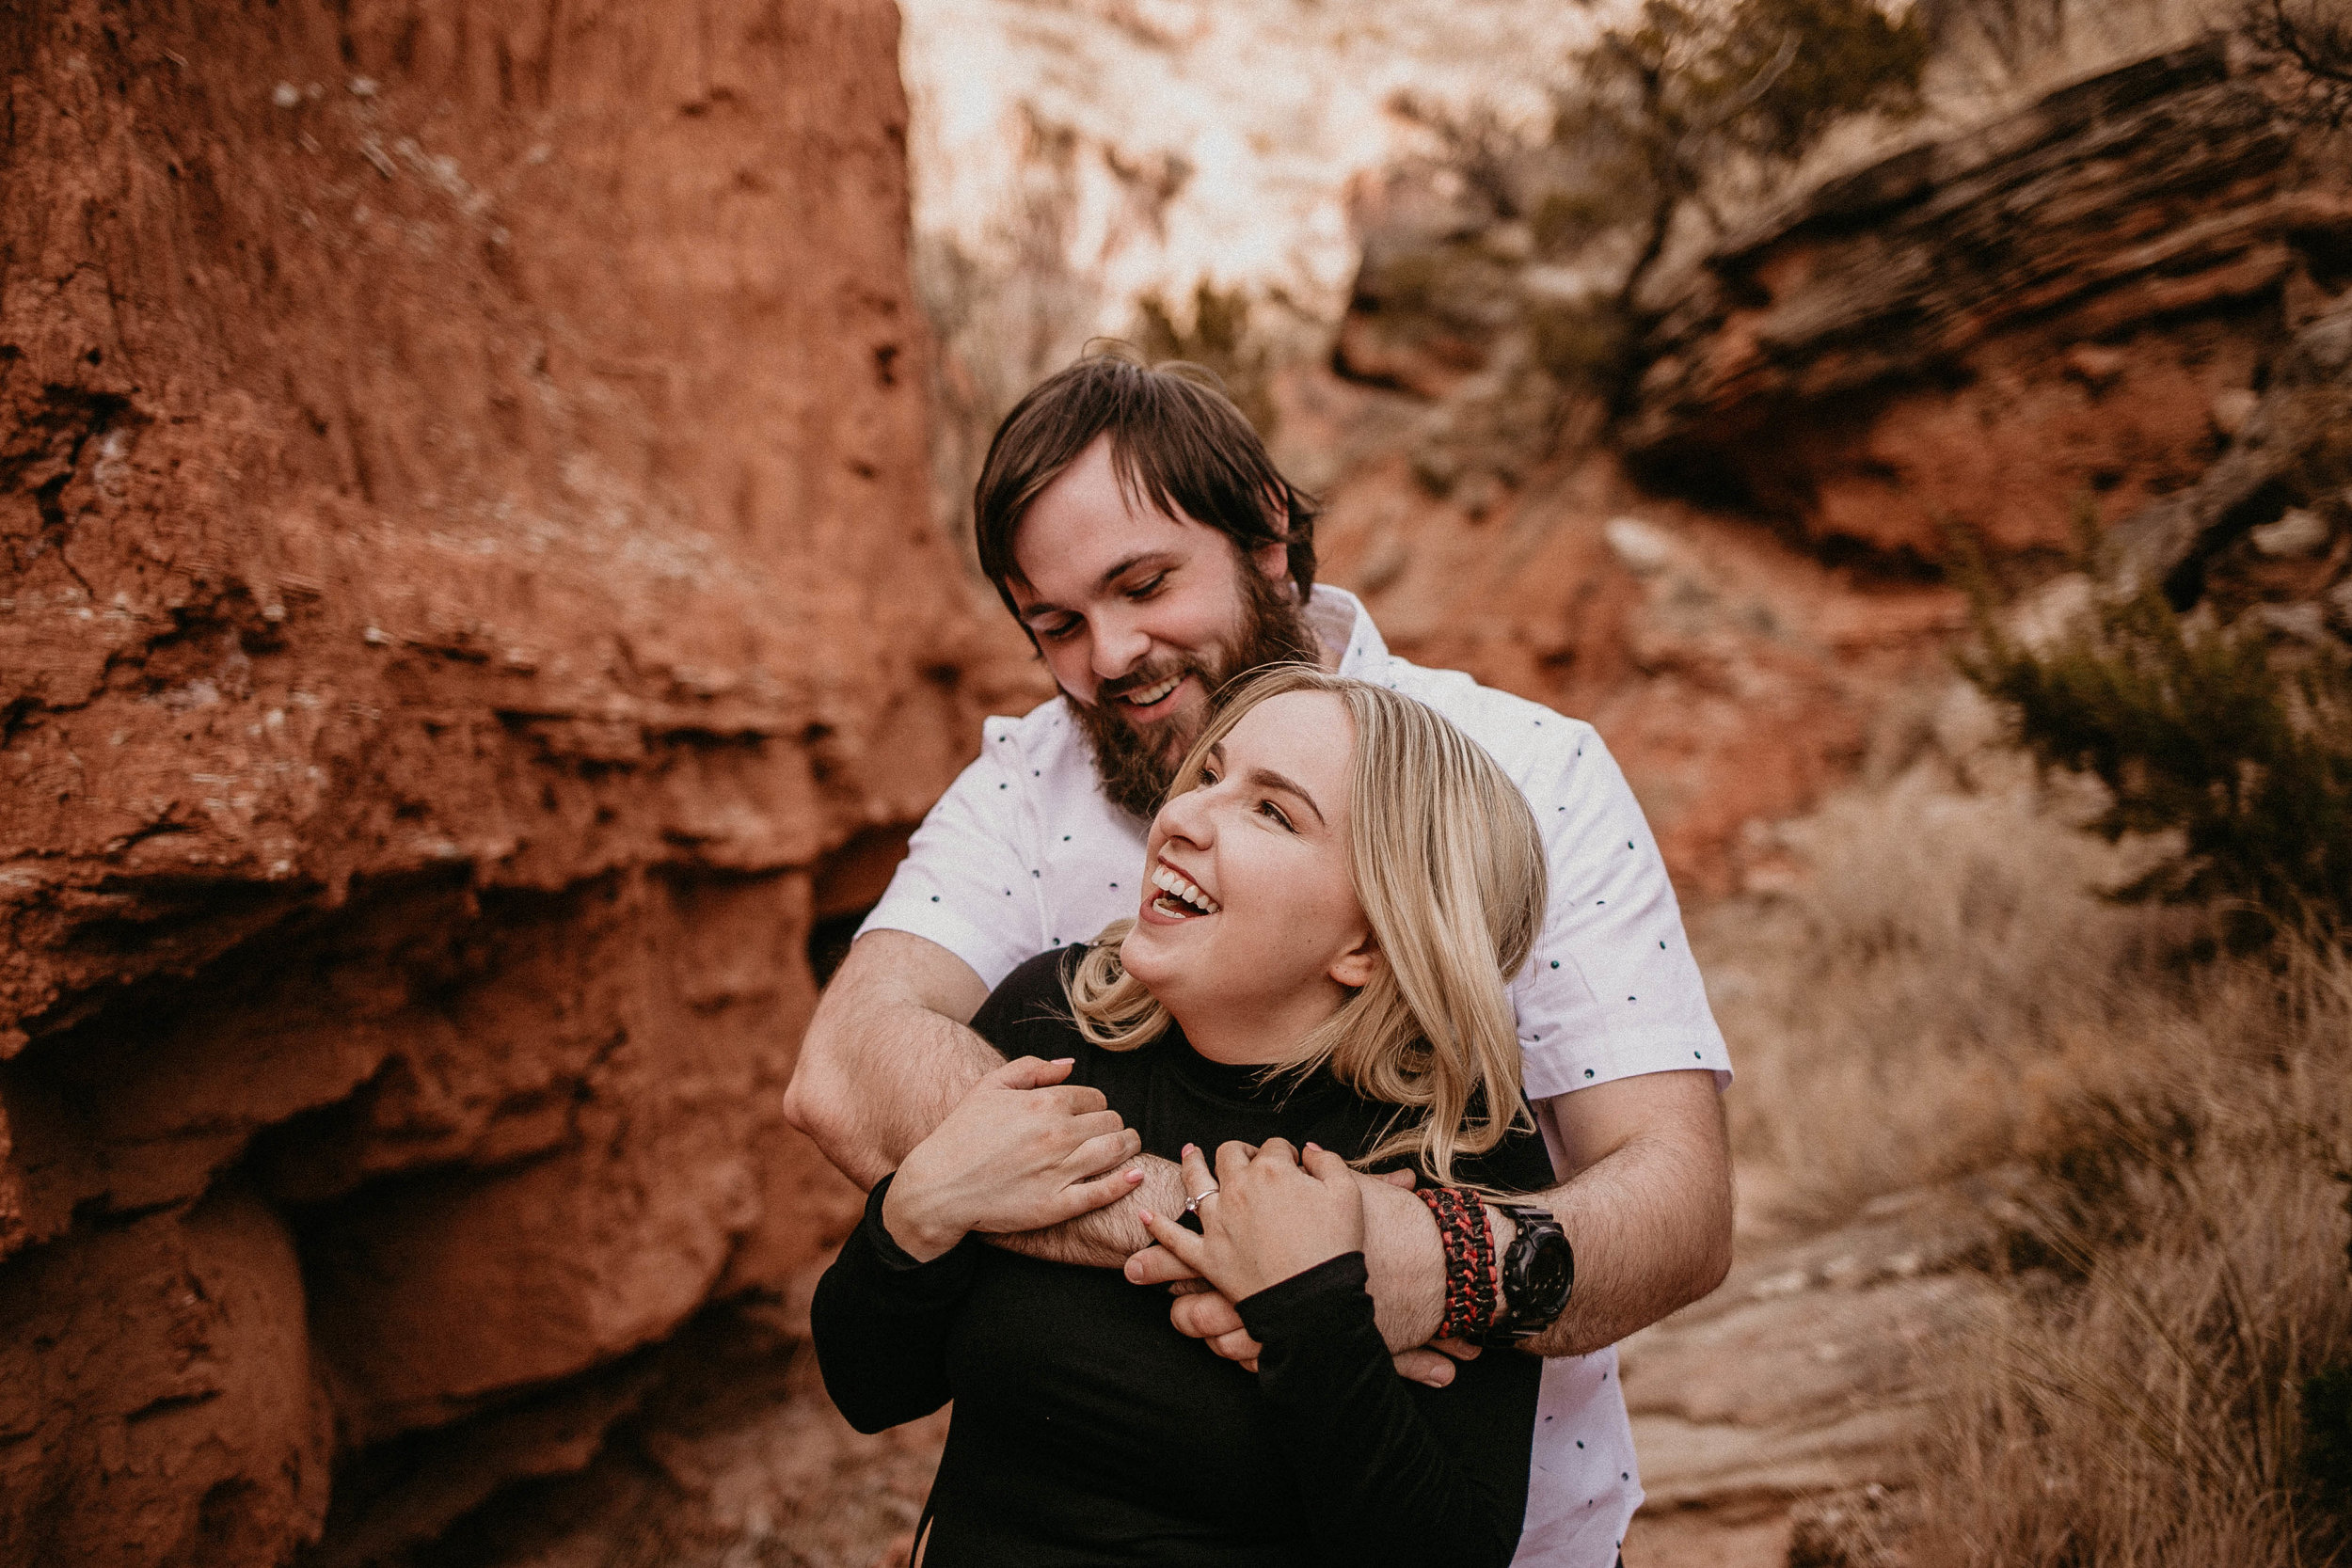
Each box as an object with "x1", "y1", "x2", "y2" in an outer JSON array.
[
  {"x1": 1901, "y1": 949, "x2": 2352, "y2": 1565},
  {"x1": 1700, "y1": 691, "x2": 2352, "y2": 1563},
  {"x1": 1699, "y1": 736, "x2": 2194, "y2": 1225}
]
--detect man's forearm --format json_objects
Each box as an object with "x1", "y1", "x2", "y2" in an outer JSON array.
[
  {"x1": 1509, "y1": 1117, "x2": 1733, "y2": 1357},
  {"x1": 994, "y1": 1153, "x2": 1186, "y2": 1270},
  {"x1": 789, "y1": 990, "x2": 1001, "y2": 1189}
]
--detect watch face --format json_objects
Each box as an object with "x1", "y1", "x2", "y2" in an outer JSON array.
[
  {"x1": 1510, "y1": 1227, "x2": 1573, "y2": 1322},
  {"x1": 1522, "y1": 1245, "x2": 1571, "y2": 1308}
]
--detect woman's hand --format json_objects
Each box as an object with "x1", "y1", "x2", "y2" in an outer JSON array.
[
  {"x1": 1142, "y1": 1137, "x2": 1365, "y2": 1303},
  {"x1": 882, "y1": 1056, "x2": 1145, "y2": 1261}
]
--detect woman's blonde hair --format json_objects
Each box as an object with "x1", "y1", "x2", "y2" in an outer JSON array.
[{"x1": 1066, "y1": 665, "x2": 1548, "y2": 1184}]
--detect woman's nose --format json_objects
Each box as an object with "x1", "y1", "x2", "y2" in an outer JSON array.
[{"x1": 1153, "y1": 782, "x2": 1215, "y2": 848}]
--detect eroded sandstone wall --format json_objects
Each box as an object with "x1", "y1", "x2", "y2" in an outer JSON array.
[
  {"x1": 0, "y1": 3, "x2": 1031, "y2": 1561},
  {"x1": 1624, "y1": 42, "x2": 2352, "y2": 566}
]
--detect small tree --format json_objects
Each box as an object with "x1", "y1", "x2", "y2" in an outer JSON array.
[
  {"x1": 1133, "y1": 281, "x2": 1278, "y2": 437},
  {"x1": 2239, "y1": 0, "x2": 2352, "y2": 129},
  {"x1": 1563, "y1": 0, "x2": 1931, "y2": 323},
  {"x1": 1963, "y1": 584, "x2": 2352, "y2": 946}
]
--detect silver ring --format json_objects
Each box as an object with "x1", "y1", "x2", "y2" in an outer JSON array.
[{"x1": 1184, "y1": 1186, "x2": 1219, "y2": 1214}]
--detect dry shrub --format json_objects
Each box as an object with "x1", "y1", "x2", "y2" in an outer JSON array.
[
  {"x1": 1709, "y1": 689, "x2": 2352, "y2": 1560},
  {"x1": 1895, "y1": 946, "x2": 2352, "y2": 1567},
  {"x1": 1700, "y1": 740, "x2": 2194, "y2": 1224}
]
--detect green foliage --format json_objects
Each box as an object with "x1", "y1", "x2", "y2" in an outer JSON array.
[
  {"x1": 1962, "y1": 583, "x2": 2352, "y2": 943},
  {"x1": 2309, "y1": 1172, "x2": 2352, "y2": 1505},
  {"x1": 1528, "y1": 297, "x2": 1631, "y2": 384},
  {"x1": 1545, "y1": 0, "x2": 1929, "y2": 370},
  {"x1": 2310, "y1": 1362, "x2": 2352, "y2": 1502},
  {"x1": 1134, "y1": 281, "x2": 1277, "y2": 436},
  {"x1": 2239, "y1": 0, "x2": 2352, "y2": 129},
  {"x1": 1717, "y1": 0, "x2": 1934, "y2": 160}
]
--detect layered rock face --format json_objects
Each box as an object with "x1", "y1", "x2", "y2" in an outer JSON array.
[
  {"x1": 0, "y1": 3, "x2": 1030, "y2": 1562},
  {"x1": 1308, "y1": 42, "x2": 2351, "y2": 890},
  {"x1": 1624, "y1": 41, "x2": 2352, "y2": 566}
]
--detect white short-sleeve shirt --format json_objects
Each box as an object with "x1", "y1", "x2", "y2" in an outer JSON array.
[{"x1": 861, "y1": 584, "x2": 1731, "y2": 1567}]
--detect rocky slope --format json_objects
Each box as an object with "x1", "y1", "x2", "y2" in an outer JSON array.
[
  {"x1": 1623, "y1": 40, "x2": 2352, "y2": 566},
  {"x1": 1307, "y1": 37, "x2": 2351, "y2": 891},
  {"x1": 0, "y1": 3, "x2": 1033, "y2": 1563}
]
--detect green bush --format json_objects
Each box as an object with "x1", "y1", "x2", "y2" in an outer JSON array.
[
  {"x1": 1134, "y1": 281, "x2": 1277, "y2": 436},
  {"x1": 1963, "y1": 583, "x2": 2352, "y2": 944},
  {"x1": 1558, "y1": 0, "x2": 1930, "y2": 312},
  {"x1": 1528, "y1": 297, "x2": 1630, "y2": 385}
]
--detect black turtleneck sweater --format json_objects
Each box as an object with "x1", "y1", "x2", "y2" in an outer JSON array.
[{"x1": 810, "y1": 947, "x2": 1556, "y2": 1568}]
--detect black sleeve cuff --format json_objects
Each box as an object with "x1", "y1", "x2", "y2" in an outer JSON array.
[
  {"x1": 1234, "y1": 1251, "x2": 1374, "y2": 1344},
  {"x1": 854, "y1": 1174, "x2": 980, "y2": 1292}
]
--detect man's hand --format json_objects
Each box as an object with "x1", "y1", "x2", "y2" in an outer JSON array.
[{"x1": 786, "y1": 930, "x2": 1182, "y2": 1270}]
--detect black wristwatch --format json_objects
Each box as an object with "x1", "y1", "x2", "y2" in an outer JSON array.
[{"x1": 1484, "y1": 1204, "x2": 1574, "y2": 1345}]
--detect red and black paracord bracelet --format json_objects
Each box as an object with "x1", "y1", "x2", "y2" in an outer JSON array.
[{"x1": 1416, "y1": 1184, "x2": 1501, "y2": 1340}]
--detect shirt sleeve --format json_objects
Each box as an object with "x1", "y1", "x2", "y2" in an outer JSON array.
[
  {"x1": 1239, "y1": 1253, "x2": 1523, "y2": 1568},
  {"x1": 1507, "y1": 723, "x2": 1732, "y2": 1101},
  {"x1": 856, "y1": 723, "x2": 1046, "y2": 992},
  {"x1": 809, "y1": 1174, "x2": 979, "y2": 1434}
]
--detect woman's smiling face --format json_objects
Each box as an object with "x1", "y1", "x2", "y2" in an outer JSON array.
[{"x1": 1119, "y1": 689, "x2": 1381, "y2": 1061}]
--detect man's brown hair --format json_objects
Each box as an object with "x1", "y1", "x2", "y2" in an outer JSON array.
[{"x1": 972, "y1": 351, "x2": 1317, "y2": 614}]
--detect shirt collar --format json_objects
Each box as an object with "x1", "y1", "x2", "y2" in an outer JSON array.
[{"x1": 1306, "y1": 583, "x2": 1389, "y2": 674}]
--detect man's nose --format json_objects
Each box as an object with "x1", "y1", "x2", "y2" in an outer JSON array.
[{"x1": 1091, "y1": 608, "x2": 1152, "y2": 683}]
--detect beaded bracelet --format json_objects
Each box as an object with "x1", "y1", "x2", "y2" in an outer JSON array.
[{"x1": 1417, "y1": 1185, "x2": 1501, "y2": 1340}]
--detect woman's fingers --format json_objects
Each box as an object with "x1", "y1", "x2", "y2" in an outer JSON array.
[
  {"x1": 1257, "y1": 1137, "x2": 1299, "y2": 1167},
  {"x1": 1300, "y1": 1143, "x2": 1354, "y2": 1185},
  {"x1": 1054, "y1": 1162, "x2": 1147, "y2": 1219},
  {"x1": 989, "y1": 1054, "x2": 1075, "y2": 1090},
  {"x1": 1378, "y1": 1166, "x2": 1418, "y2": 1190},
  {"x1": 1213, "y1": 1139, "x2": 1256, "y2": 1189},
  {"x1": 1168, "y1": 1289, "x2": 1245, "y2": 1340},
  {"x1": 1140, "y1": 1207, "x2": 1215, "y2": 1277},
  {"x1": 1060, "y1": 1108, "x2": 1127, "y2": 1146},
  {"x1": 1178, "y1": 1142, "x2": 1216, "y2": 1201}
]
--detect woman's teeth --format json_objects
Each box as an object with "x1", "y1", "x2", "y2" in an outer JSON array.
[
  {"x1": 1122, "y1": 673, "x2": 1182, "y2": 709},
  {"x1": 1149, "y1": 864, "x2": 1220, "y2": 915}
]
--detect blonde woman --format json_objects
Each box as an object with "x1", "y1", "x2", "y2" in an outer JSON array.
[{"x1": 811, "y1": 667, "x2": 1560, "y2": 1568}]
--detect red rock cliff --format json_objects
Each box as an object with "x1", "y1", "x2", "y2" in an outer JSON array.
[{"x1": 0, "y1": 3, "x2": 1029, "y2": 1562}]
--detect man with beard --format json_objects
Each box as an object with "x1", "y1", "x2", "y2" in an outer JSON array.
[{"x1": 785, "y1": 354, "x2": 1732, "y2": 1568}]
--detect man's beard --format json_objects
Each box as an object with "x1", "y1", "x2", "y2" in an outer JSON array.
[{"x1": 1069, "y1": 572, "x2": 1322, "y2": 821}]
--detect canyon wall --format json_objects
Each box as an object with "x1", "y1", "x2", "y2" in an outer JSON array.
[{"x1": 0, "y1": 2, "x2": 1032, "y2": 1562}]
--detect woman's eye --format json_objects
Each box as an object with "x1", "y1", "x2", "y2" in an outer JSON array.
[
  {"x1": 1198, "y1": 766, "x2": 1220, "y2": 786},
  {"x1": 1257, "y1": 800, "x2": 1294, "y2": 831}
]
